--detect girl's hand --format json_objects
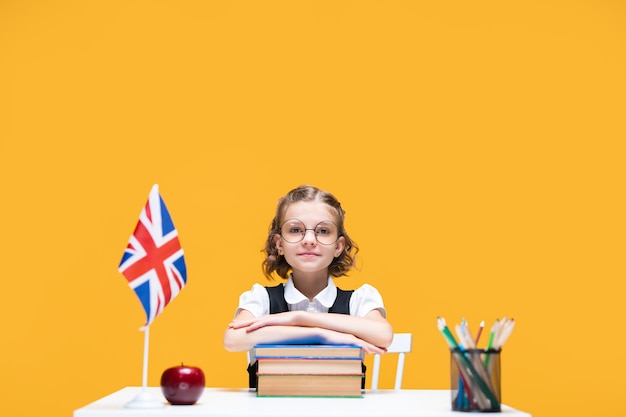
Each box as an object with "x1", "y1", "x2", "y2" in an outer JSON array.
[{"x1": 318, "y1": 328, "x2": 388, "y2": 355}]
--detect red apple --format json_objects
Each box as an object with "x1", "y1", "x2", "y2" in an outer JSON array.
[{"x1": 160, "y1": 363, "x2": 205, "y2": 405}]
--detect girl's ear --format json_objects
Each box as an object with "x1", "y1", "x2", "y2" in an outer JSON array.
[
  {"x1": 273, "y1": 233, "x2": 282, "y2": 252},
  {"x1": 335, "y1": 236, "x2": 346, "y2": 257}
]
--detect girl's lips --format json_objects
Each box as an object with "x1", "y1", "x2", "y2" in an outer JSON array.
[{"x1": 298, "y1": 252, "x2": 319, "y2": 257}]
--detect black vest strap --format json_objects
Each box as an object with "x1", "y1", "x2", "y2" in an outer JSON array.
[{"x1": 247, "y1": 284, "x2": 366, "y2": 389}]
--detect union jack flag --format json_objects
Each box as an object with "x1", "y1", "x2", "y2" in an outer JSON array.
[{"x1": 119, "y1": 184, "x2": 187, "y2": 327}]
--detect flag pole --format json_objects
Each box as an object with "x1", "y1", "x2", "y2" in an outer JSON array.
[
  {"x1": 125, "y1": 324, "x2": 164, "y2": 408},
  {"x1": 141, "y1": 324, "x2": 150, "y2": 388}
]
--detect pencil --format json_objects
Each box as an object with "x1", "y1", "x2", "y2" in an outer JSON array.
[
  {"x1": 483, "y1": 319, "x2": 498, "y2": 368},
  {"x1": 475, "y1": 320, "x2": 485, "y2": 345},
  {"x1": 437, "y1": 317, "x2": 459, "y2": 348},
  {"x1": 486, "y1": 319, "x2": 498, "y2": 349},
  {"x1": 494, "y1": 318, "x2": 515, "y2": 349}
]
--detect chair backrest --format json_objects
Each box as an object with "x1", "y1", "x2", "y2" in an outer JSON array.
[{"x1": 370, "y1": 333, "x2": 413, "y2": 390}]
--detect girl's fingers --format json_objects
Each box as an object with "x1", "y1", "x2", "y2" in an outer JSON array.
[{"x1": 229, "y1": 319, "x2": 256, "y2": 329}]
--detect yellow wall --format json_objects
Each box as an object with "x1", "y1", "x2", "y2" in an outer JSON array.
[{"x1": 1, "y1": 1, "x2": 624, "y2": 417}]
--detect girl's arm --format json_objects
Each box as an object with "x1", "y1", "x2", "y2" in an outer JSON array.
[{"x1": 225, "y1": 309, "x2": 393, "y2": 352}]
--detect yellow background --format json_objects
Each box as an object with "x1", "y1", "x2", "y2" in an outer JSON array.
[{"x1": 1, "y1": 1, "x2": 624, "y2": 417}]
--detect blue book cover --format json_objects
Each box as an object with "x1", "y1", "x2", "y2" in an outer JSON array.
[{"x1": 253, "y1": 344, "x2": 364, "y2": 359}]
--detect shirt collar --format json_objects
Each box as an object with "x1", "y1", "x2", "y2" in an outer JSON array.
[{"x1": 284, "y1": 275, "x2": 338, "y2": 308}]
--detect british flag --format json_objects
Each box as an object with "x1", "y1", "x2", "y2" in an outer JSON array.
[{"x1": 119, "y1": 184, "x2": 187, "y2": 327}]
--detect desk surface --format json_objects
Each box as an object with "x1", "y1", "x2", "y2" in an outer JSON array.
[{"x1": 74, "y1": 387, "x2": 531, "y2": 417}]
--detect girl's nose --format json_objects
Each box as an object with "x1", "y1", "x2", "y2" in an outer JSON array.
[{"x1": 301, "y1": 229, "x2": 318, "y2": 244}]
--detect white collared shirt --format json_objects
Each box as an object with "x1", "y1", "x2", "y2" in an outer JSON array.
[{"x1": 235, "y1": 275, "x2": 387, "y2": 318}]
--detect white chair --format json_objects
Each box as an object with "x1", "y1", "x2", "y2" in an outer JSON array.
[{"x1": 370, "y1": 333, "x2": 413, "y2": 390}]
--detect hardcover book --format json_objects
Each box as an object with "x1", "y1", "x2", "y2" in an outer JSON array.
[
  {"x1": 253, "y1": 344, "x2": 364, "y2": 359},
  {"x1": 257, "y1": 357, "x2": 363, "y2": 375},
  {"x1": 256, "y1": 374, "x2": 363, "y2": 397}
]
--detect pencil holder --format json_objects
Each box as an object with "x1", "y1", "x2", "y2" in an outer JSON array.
[{"x1": 449, "y1": 348, "x2": 501, "y2": 412}]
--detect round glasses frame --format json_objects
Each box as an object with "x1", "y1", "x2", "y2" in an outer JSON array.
[{"x1": 279, "y1": 219, "x2": 341, "y2": 245}]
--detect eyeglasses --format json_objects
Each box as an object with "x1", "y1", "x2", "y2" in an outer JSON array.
[{"x1": 280, "y1": 219, "x2": 340, "y2": 245}]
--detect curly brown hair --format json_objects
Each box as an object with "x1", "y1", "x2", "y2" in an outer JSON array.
[{"x1": 262, "y1": 185, "x2": 359, "y2": 280}]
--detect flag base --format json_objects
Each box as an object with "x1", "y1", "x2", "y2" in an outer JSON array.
[{"x1": 125, "y1": 390, "x2": 165, "y2": 409}]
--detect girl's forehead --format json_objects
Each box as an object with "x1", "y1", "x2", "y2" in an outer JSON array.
[{"x1": 283, "y1": 201, "x2": 338, "y2": 223}]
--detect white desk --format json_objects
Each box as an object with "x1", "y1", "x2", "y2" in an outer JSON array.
[{"x1": 74, "y1": 387, "x2": 531, "y2": 417}]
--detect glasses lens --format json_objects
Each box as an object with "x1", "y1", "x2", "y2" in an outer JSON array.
[
  {"x1": 314, "y1": 221, "x2": 339, "y2": 245},
  {"x1": 281, "y1": 219, "x2": 306, "y2": 243}
]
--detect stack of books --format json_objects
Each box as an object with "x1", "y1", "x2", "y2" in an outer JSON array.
[{"x1": 253, "y1": 344, "x2": 364, "y2": 397}]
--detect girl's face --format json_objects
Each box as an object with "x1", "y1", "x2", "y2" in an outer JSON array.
[{"x1": 274, "y1": 200, "x2": 345, "y2": 279}]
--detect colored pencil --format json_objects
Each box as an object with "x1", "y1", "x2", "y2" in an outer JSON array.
[{"x1": 475, "y1": 320, "x2": 485, "y2": 345}]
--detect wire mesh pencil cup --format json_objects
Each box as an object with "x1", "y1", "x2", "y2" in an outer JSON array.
[{"x1": 450, "y1": 348, "x2": 501, "y2": 412}]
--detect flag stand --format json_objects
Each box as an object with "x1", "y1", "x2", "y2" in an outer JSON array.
[{"x1": 125, "y1": 325, "x2": 165, "y2": 408}]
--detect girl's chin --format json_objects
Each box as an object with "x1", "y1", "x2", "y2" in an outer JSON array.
[{"x1": 291, "y1": 267, "x2": 328, "y2": 276}]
